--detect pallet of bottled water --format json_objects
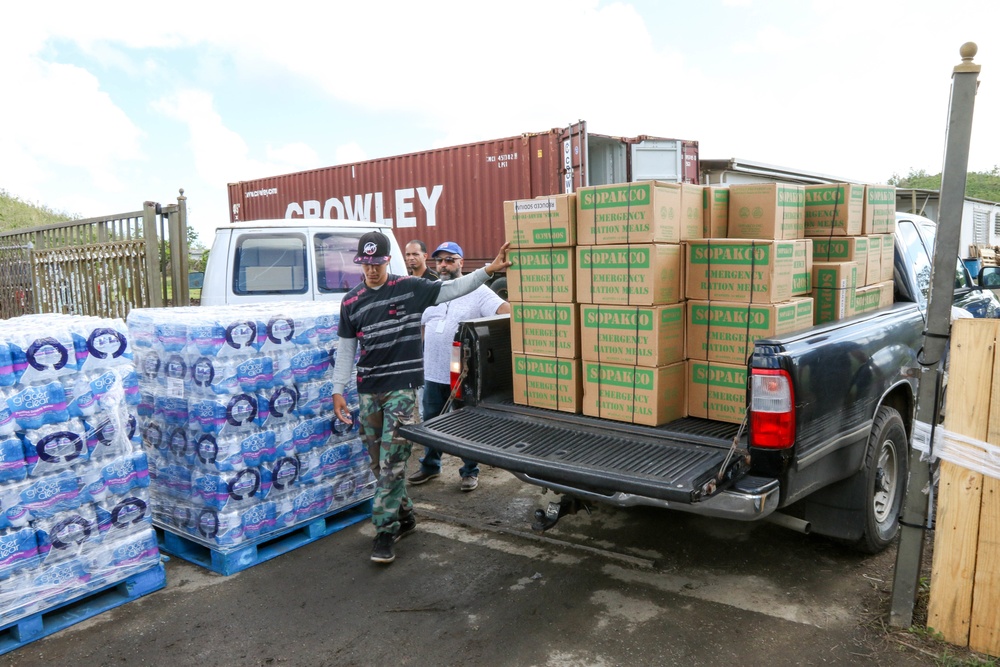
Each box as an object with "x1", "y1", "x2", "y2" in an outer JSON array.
[
  {"x1": 0, "y1": 314, "x2": 162, "y2": 641},
  {"x1": 127, "y1": 304, "x2": 375, "y2": 569}
]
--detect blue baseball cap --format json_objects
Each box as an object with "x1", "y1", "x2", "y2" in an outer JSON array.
[{"x1": 432, "y1": 241, "x2": 463, "y2": 258}]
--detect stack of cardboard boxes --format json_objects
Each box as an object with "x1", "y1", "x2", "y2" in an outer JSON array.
[
  {"x1": 505, "y1": 195, "x2": 582, "y2": 414},
  {"x1": 503, "y1": 180, "x2": 896, "y2": 427},
  {"x1": 574, "y1": 182, "x2": 697, "y2": 426},
  {"x1": 804, "y1": 184, "x2": 896, "y2": 321},
  {"x1": 685, "y1": 183, "x2": 815, "y2": 422}
]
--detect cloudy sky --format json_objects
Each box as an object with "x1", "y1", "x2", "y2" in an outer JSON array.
[{"x1": 2, "y1": 0, "x2": 998, "y2": 246}]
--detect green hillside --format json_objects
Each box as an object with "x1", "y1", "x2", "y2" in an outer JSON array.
[{"x1": 0, "y1": 190, "x2": 74, "y2": 232}]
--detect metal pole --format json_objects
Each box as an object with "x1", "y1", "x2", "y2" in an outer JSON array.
[{"x1": 889, "y1": 42, "x2": 981, "y2": 628}]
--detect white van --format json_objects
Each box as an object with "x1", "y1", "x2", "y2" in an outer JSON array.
[{"x1": 200, "y1": 221, "x2": 408, "y2": 306}]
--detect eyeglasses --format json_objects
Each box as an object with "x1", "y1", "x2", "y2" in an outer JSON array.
[{"x1": 435, "y1": 256, "x2": 461, "y2": 264}]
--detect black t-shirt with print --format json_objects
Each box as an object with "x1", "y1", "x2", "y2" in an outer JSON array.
[{"x1": 337, "y1": 274, "x2": 442, "y2": 394}]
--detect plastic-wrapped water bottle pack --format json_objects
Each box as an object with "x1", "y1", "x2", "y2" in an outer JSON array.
[
  {"x1": 126, "y1": 304, "x2": 375, "y2": 552},
  {"x1": 0, "y1": 314, "x2": 158, "y2": 625}
]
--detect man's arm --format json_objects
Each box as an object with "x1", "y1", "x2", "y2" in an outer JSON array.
[
  {"x1": 434, "y1": 242, "x2": 512, "y2": 305},
  {"x1": 332, "y1": 336, "x2": 358, "y2": 425}
]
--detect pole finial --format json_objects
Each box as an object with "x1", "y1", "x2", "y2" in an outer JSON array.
[{"x1": 956, "y1": 42, "x2": 981, "y2": 73}]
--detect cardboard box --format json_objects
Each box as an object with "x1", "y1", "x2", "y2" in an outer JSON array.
[
  {"x1": 582, "y1": 361, "x2": 686, "y2": 426},
  {"x1": 804, "y1": 183, "x2": 865, "y2": 237},
  {"x1": 812, "y1": 261, "x2": 858, "y2": 324},
  {"x1": 812, "y1": 237, "x2": 869, "y2": 285},
  {"x1": 728, "y1": 183, "x2": 805, "y2": 240},
  {"x1": 863, "y1": 185, "x2": 896, "y2": 235},
  {"x1": 576, "y1": 182, "x2": 703, "y2": 245},
  {"x1": 703, "y1": 186, "x2": 729, "y2": 238},
  {"x1": 679, "y1": 184, "x2": 705, "y2": 239},
  {"x1": 685, "y1": 239, "x2": 797, "y2": 303},
  {"x1": 792, "y1": 239, "x2": 813, "y2": 296},
  {"x1": 792, "y1": 296, "x2": 816, "y2": 331},
  {"x1": 506, "y1": 248, "x2": 575, "y2": 303},
  {"x1": 854, "y1": 281, "x2": 894, "y2": 314},
  {"x1": 687, "y1": 300, "x2": 804, "y2": 365},
  {"x1": 512, "y1": 354, "x2": 582, "y2": 413},
  {"x1": 580, "y1": 304, "x2": 684, "y2": 367},
  {"x1": 867, "y1": 235, "x2": 881, "y2": 286},
  {"x1": 510, "y1": 301, "x2": 579, "y2": 358},
  {"x1": 577, "y1": 244, "x2": 684, "y2": 306},
  {"x1": 687, "y1": 360, "x2": 747, "y2": 424},
  {"x1": 879, "y1": 234, "x2": 895, "y2": 282},
  {"x1": 504, "y1": 194, "x2": 577, "y2": 247}
]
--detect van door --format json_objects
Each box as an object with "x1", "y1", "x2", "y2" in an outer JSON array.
[
  {"x1": 228, "y1": 229, "x2": 312, "y2": 304},
  {"x1": 629, "y1": 139, "x2": 684, "y2": 182}
]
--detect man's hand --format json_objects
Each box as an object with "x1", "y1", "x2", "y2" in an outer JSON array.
[
  {"x1": 333, "y1": 393, "x2": 353, "y2": 425},
  {"x1": 485, "y1": 242, "x2": 512, "y2": 277}
]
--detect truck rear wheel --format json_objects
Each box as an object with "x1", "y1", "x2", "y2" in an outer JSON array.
[{"x1": 852, "y1": 406, "x2": 908, "y2": 554}]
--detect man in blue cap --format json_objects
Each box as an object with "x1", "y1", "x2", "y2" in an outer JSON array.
[
  {"x1": 332, "y1": 231, "x2": 510, "y2": 564},
  {"x1": 408, "y1": 241, "x2": 510, "y2": 491}
]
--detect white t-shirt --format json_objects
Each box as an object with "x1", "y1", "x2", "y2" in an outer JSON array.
[{"x1": 422, "y1": 285, "x2": 505, "y2": 383}]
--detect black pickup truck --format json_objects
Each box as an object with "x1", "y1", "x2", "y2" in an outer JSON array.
[{"x1": 402, "y1": 213, "x2": 1000, "y2": 553}]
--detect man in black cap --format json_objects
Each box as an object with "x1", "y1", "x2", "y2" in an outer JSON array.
[{"x1": 332, "y1": 230, "x2": 510, "y2": 564}]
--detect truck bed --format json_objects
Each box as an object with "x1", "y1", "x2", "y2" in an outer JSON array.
[{"x1": 402, "y1": 400, "x2": 747, "y2": 503}]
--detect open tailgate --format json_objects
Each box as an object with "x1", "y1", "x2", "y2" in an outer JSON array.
[{"x1": 401, "y1": 402, "x2": 747, "y2": 503}]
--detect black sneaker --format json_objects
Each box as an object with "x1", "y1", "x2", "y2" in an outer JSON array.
[
  {"x1": 371, "y1": 532, "x2": 395, "y2": 564},
  {"x1": 407, "y1": 469, "x2": 440, "y2": 485},
  {"x1": 396, "y1": 513, "x2": 416, "y2": 542}
]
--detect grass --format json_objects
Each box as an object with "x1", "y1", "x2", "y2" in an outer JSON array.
[{"x1": 0, "y1": 189, "x2": 75, "y2": 232}]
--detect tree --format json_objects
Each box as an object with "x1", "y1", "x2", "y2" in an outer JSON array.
[{"x1": 889, "y1": 167, "x2": 1000, "y2": 202}]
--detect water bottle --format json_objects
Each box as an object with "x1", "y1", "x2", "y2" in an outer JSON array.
[
  {"x1": 196, "y1": 508, "x2": 244, "y2": 548},
  {"x1": 8, "y1": 380, "x2": 70, "y2": 431},
  {"x1": 220, "y1": 319, "x2": 258, "y2": 356},
  {"x1": 22, "y1": 420, "x2": 89, "y2": 477},
  {"x1": 36, "y1": 503, "x2": 99, "y2": 564},
  {"x1": 239, "y1": 431, "x2": 277, "y2": 469},
  {"x1": 0, "y1": 526, "x2": 40, "y2": 580},
  {"x1": 240, "y1": 501, "x2": 276, "y2": 541},
  {"x1": 0, "y1": 434, "x2": 27, "y2": 484}
]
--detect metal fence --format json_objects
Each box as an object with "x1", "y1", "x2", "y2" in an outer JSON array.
[
  {"x1": 0, "y1": 192, "x2": 189, "y2": 319},
  {"x1": 0, "y1": 244, "x2": 34, "y2": 319}
]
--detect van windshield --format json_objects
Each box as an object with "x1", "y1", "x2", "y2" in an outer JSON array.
[{"x1": 315, "y1": 233, "x2": 367, "y2": 293}]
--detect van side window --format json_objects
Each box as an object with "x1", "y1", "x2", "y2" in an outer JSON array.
[
  {"x1": 233, "y1": 233, "x2": 308, "y2": 295},
  {"x1": 314, "y1": 233, "x2": 365, "y2": 293}
]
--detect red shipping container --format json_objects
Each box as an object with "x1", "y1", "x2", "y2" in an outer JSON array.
[{"x1": 228, "y1": 122, "x2": 698, "y2": 267}]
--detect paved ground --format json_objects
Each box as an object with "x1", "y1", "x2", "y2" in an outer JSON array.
[{"x1": 6, "y1": 457, "x2": 961, "y2": 667}]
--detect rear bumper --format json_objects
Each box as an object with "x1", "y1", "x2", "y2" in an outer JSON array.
[{"x1": 514, "y1": 473, "x2": 781, "y2": 521}]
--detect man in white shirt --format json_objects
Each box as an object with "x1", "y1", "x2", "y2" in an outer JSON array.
[{"x1": 408, "y1": 241, "x2": 511, "y2": 492}]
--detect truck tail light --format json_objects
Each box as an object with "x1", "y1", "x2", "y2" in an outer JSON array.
[
  {"x1": 449, "y1": 341, "x2": 463, "y2": 400},
  {"x1": 750, "y1": 369, "x2": 795, "y2": 449}
]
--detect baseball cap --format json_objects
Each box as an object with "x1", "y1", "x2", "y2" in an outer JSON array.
[
  {"x1": 432, "y1": 241, "x2": 464, "y2": 258},
  {"x1": 354, "y1": 231, "x2": 391, "y2": 265}
]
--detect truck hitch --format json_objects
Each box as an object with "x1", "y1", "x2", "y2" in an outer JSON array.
[{"x1": 531, "y1": 495, "x2": 590, "y2": 532}]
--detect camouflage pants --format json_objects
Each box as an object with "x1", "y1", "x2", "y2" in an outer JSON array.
[{"x1": 358, "y1": 389, "x2": 419, "y2": 535}]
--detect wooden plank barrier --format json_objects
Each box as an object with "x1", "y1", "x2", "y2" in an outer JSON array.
[{"x1": 928, "y1": 318, "x2": 1000, "y2": 656}]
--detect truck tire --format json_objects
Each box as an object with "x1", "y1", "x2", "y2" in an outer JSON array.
[
  {"x1": 489, "y1": 277, "x2": 508, "y2": 300},
  {"x1": 852, "y1": 406, "x2": 908, "y2": 554}
]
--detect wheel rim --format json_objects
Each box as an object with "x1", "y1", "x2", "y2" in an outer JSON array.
[{"x1": 873, "y1": 437, "x2": 899, "y2": 524}]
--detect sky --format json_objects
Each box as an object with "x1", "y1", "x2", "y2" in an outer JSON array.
[{"x1": 2, "y1": 0, "x2": 999, "y2": 247}]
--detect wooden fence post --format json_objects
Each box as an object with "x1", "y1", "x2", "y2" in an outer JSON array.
[{"x1": 143, "y1": 201, "x2": 164, "y2": 308}]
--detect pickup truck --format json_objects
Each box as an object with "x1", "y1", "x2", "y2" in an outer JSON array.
[{"x1": 401, "y1": 213, "x2": 1000, "y2": 553}]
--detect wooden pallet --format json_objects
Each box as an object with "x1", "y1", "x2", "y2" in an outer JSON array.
[
  {"x1": 156, "y1": 498, "x2": 372, "y2": 576},
  {"x1": 0, "y1": 562, "x2": 167, "y2": 655}
]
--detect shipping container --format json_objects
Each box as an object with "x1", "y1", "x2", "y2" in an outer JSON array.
[{"x1": 228, "y1": 122, "x2": 699, "y2": 267}]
